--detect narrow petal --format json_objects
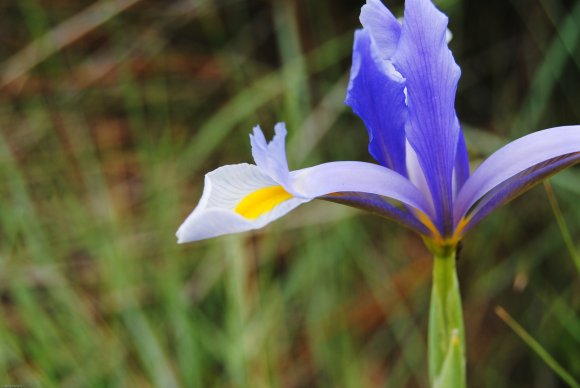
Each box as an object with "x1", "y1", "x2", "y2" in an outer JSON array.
[
  {"x1": 320, "y1": 192, "x2": 432, "y2": 236},
  {"x1": 250, "y1": 123, "x2": 294, "y2": 192},
  {"x1": 392, "y1": 0, "x2": 461, "y2": 234},
  {"x1": 453, "y1": 125, "x2": 470, "y2": 194},
  {"x1": 454, "y1": 125, "x2": 580, "y2": 224},
  {"x1": 458, "y1": 153, "x2": 580, "y2": 236},
  {"x1": 345, "y1": 29, "x2": 407, "y2": 173},
  {"x1": 360, "y1": 0, "x2": 401, "y2": 58},
  {"x1": 176, "y1": 164, "x2": 306, "y2": 243},
  {"x1": 292, "y1": 161, "x2": 433, "y2": 216}
]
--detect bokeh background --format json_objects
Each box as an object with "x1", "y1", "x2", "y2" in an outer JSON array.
[{"x1": 0, "y1": 0, "x2": 579, "y2": 386}]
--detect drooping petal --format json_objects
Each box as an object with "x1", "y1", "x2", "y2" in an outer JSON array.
[
  {"x1": 320, "y1": 192, "x2": 432, "y2": 236},
  {"x1": 392, "y1": 0, "x2": 461, "y2": 234},
  {"x1": 360, "y1": 0, "x2": 401, "y2": 58},
  {"x1": 345, "y1": 29, "x2": 407, "y2": 173},
  {"x1": 291, "y1": 161, "x2": 433, "y2": 216},
  {"x1": 177, "y1": 160, "x2": 436, "y2": 242},
  {"x1": 176, "y1": 163, "x2": 307, "y2": 243},
  {"x1": 250, "y1": 123, "x2": 295, "y2": 193},
  {"x1": 454, "y1": 125, "x2": 580, "y2": 224},
  {"x1": 457, "y1": 153, "x2": 580, "y2": 237}
]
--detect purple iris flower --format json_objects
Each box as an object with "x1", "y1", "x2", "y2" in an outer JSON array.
[{"x1": 177, "y1": 0, "x2": 580, "y2": 250}]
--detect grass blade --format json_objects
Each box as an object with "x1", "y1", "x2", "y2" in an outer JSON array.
[{"x1": 495, "y1": 306, "x2": 580, "y2": 388}]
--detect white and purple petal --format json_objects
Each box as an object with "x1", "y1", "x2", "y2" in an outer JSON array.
[
  {"x1": 178, "y1": 131, "x2": 435, "y2": 243},
  {"x1": 454, "y1": 125, "x2": 580, "y2": 224},
  {"x1": 250, "y1": 123, "x2": 296, "y2": 193},
  {"x1": 176, "y1": 163, "x2": 307, "y2": 243},
  {"x1": 291, "y1": 161, "x2": 432, "y2": 216},
  {"x1": 459, "y1": 153, "x2": 580, "y2": 236}
]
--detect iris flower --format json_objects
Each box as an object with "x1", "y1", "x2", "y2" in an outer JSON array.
[
  {"x1": 177, "y1": 0, "x2": 580, "y2": 252},
  {"x1": 178, "y1": 0, "x2": 579, "y2": 385}
]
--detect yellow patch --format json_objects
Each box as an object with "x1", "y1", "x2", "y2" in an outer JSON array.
[
  {"x1": 417, "y1": 212, "x2": 472, "y2": 255},
  {"x1": 452, "y1": 216, "x2": 470, "y2": 241},
  {"x1": 416, "y1": 210, "x2": 441, "y2": 240},
  {"x1": 235, "y1": 186, "x2": 293, "y2": 220}
]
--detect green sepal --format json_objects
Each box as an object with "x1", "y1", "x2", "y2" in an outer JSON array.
[
  {"x1": 428, "y1": 251, "x2": 466, "y2": 388},
  {"x1": 433, "y1": 329, "x2": 466, "y2": 388}
]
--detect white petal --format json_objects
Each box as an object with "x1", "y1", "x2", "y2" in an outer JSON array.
[
  {"x1": 405, "y1": 140, "x2": 434, "y2": 213},
  {"x1": 446, "y1": 28, "x2": 453, "y2": 44},
  {"x1": 176, "y1": 163, "x2": 307, "y2": 243},
  {"x1": 250, "y1": 123, "x2": 296, "y2": 193}
]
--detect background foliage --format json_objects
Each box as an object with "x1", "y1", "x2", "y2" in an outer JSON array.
[{"x1": 0, "y1": 0, "x2": 579, "y2": 386}]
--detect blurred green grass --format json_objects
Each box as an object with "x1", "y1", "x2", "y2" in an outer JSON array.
[{"x1": 0, "y1": 0, "x2": 579, "y2": 386}]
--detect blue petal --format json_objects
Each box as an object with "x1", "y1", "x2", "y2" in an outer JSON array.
[
  {"x1": 345, "y1": 29, "x2": 407, "y2": 174},
  {"x1": 360, "y1": 0, "x2": 401, "y2": 58},
  {"x1": 454, "y1": 125, "x2": 580, "y2": 224},
  {"x1": 454, "y1": 125, "x2": 470, "y2": 193},
  {"x1": 392, "y1": 0, "x2": 461, "y2": 235},
  {"x1": 321, "y1": 192, "x2": 432, "y2": 236},
  {"x1": 459, "y1": 153, "x2": 580, "y2": 236}
]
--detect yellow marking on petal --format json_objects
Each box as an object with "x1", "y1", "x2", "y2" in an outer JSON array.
[
  {"x1": 452, "y1": 216, "x2": 470, "y2": 241},
  {"x1": 416, "y1": 210, "x2": 441, "y2": 240},
  {"x1": 423, "y1": 216, "x2": 472, "y2": 256},
  {"x1": 235, "y1": 186, "x2": 293, "y2": 220},
  {"x1": 415, "y1": 211, "x2": 474, "y2": 256}
]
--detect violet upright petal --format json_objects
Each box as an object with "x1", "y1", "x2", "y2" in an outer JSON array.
[
  {"x1": 360, "y1": 0, "x2": 401, "y2": 58},
  {"x1": 346, "y1": 29, "x2": 407, "y2": 173},
  {"x1": 454, "y1": 125, "x2": 580, "y2": 223},
  {"x1": 459, "y1": 153, "x2": 580, "y2": 236},
  {"x1": 392, "y1": 0, "x2": 461, "y2": 234}
]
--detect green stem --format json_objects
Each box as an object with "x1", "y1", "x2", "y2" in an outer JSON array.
[{"x1": 428, "y1": 251, "x2": 466, "y2": 388}]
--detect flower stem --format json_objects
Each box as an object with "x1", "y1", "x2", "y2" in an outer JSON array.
[{"x1": 428, "y1": 250, "x2": 466, "y2": 388}]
